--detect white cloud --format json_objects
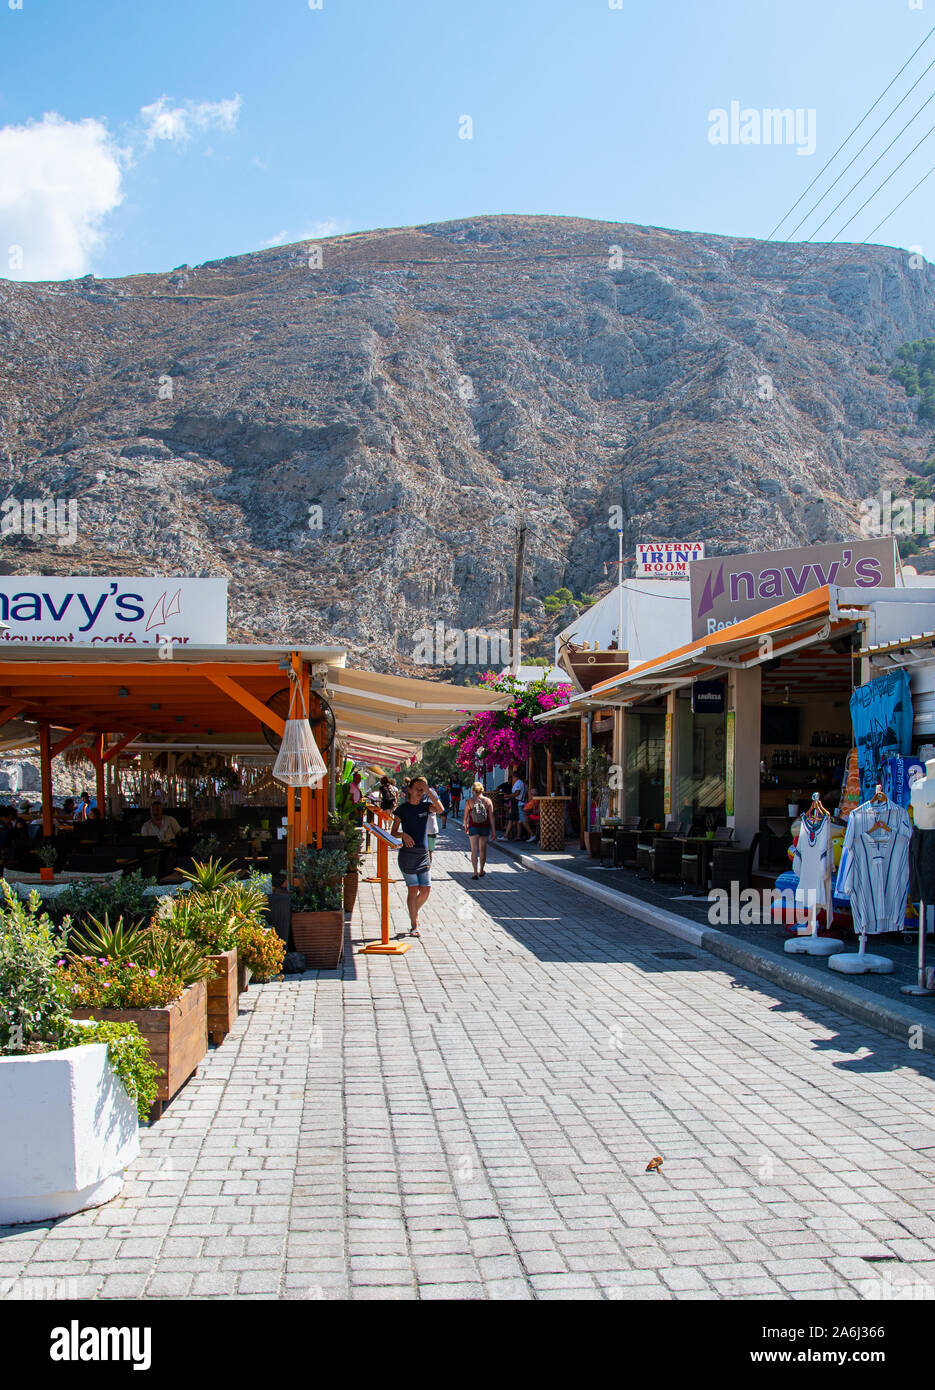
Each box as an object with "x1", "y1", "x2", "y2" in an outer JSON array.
[
  {"x1": 263, "y1": 229, "x2": 289, "y2": 248},
  {"x1": 140, "y1": 94, "x2": 241, "y2": 147},
  {"x1": 0, "y1": 113, "x2": 125, "y2": 280},
  {"x1": 299, "y1": 220, "x2": 342, "y2": 239}
]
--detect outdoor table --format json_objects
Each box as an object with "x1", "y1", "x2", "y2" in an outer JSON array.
[{"x1": 531, "y1": 795, "x2": 570, "y2": 852}]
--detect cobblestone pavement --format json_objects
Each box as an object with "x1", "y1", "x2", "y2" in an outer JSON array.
[{"x1": 4, "y1": 834, "x2": 935, "y2": 1301}]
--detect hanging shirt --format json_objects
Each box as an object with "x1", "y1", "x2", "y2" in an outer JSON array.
[
  {"x1": 792, "y1": 812, "x2": 833, "y2": 922},
  {"x1": 835, "y1": 798, "x2": 911, "y2": 936},
  {"x1": 849, "y1": 670, "x2": 913, "y2": 805}
]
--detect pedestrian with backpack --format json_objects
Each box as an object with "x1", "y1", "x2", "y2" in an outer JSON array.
[{"x1": 463, "y1": 780, "x2": 495, "y2": 879}]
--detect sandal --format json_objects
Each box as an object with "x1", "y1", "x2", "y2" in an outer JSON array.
[
  {"x1": 408, "y1": 926, "x2": 421, "y2": 938},
  {"x1": 472, "y1": 873, "x2": 478, "y2": 880}
]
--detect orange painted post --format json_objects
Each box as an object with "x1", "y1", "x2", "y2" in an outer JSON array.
[
  {"x1": 358, "y1": 826, "x2": 411, "y2": 956},
  {"x1": 94, "y1": 734, "x2": 106, "y2": 816},
  {"x1": 363, "y1": 807, "x2": 401, "y2": 882},
  {"x1": 39, "y1": 723, "x2": 53, "y2": 837}
]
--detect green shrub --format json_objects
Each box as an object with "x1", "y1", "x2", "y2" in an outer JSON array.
[
  {"x1": 62, "y1": 1019, "x2": 159, "y2": 1123},
  {"x1": 327, "y1": 813, "x2": 364, "y2": 871},
  {"x1": 51, "y1": 872, "x2": 156, "y2": 933},
  {"x1": 292, "y1": 846, "x2": 346, "y2": 912},
  {"x1": 0, "y1": 883, "x2": 70, "y2": 1053},
  {"x1": 236, "y1": 920, "x2": 285, "y2": 982}
]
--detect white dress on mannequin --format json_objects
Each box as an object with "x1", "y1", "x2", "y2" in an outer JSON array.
[{"x1": 792, "y1": 812, "x2": 833, "y2": 924}]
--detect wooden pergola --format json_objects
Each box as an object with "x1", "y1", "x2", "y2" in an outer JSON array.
[{"x1": 0, "y1": 642, "x2": 506, "y2": 859}]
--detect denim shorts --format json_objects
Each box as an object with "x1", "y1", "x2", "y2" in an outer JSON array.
[{"x1": 402, "y1": 869, "x2": 431, "y2": 887}]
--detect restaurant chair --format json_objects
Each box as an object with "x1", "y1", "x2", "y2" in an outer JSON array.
[
  {"x1": 614, "y1": 826, "x2": 641, "y2": 868},
  {"x1": 679, "y1": 842, "x2": 707, "y2": 894},
  {"x1": 710, "y1": 833, "x2": 761, "y2": 894},
  {"x1": 648, "y1": 835, "x2": 683, "y2": 882}
]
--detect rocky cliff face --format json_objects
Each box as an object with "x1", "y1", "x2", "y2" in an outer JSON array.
[{"x1": 1, "y1": 214, "x2": 933, "y2": 673}]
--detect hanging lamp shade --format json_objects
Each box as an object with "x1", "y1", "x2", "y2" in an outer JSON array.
[{"x1": 272, "y1": 678, "x2": 328, "y2": 788}]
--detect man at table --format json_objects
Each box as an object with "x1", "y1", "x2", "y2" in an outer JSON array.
[{"x1": 141, "y1": 803, "x2": 181, "y2": 844}]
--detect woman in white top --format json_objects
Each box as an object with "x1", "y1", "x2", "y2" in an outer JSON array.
[{"x1": 463, "y1": 780, "x2": 495, "y2": 879}]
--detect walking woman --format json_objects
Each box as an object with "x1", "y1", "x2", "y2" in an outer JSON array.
[
  {"x1": 463, "y1": 780, "x2": 495, "y2": 879},
  {"x1": 391, "y1": 776, "x2": 445, "y2": 938}
]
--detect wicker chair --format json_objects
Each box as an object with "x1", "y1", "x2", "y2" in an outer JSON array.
[
  {"x1": 710, "y1": 833, "x2": 761, "y2": 894},
  {"x1": 648, "y1": 835, "x2": 683, "y2": 882}
]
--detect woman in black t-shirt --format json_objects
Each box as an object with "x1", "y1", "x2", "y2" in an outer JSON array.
[{"x1": 391, "y1": 776, "x2": 445, "y2": 938}]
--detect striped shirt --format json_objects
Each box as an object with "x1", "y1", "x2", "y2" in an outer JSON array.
[{"x1": 835, "y1": 799, "x2": 911, "y2": 936}]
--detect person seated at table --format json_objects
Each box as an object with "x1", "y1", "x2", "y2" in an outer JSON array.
[
  {"x1": 55, "y1": 797, "x2": 76, "y2": 830},
  {"x1": 140, "y1": 802, "x2": 182, "y2": 843}
]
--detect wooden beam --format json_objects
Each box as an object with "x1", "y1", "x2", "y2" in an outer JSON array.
[
  {"x1": 204, "y1": 671, "x2": 286, "y2": 736},
  {"x1": 94, "y1": 733, "x2": 106, "y2": 815},
  {"x1": 50, "y1": 722, "x2": 92, "y2": 759},
  {"x1": 0, "y1": 703, "x2": 23, "y2": 727},
  {"x1": 101, "y1": 730, "x2": 142, "y2": 764}
]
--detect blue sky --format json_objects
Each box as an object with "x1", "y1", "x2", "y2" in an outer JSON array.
[{"x1": 1, "y1": 0, "x2": 932, "y2": 279}]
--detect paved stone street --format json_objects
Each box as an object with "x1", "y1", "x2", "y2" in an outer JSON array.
[{"x1": 4, "y1": 832, "x2": 935, "y2": 1301}]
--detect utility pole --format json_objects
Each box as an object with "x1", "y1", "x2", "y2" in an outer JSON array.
[{"x1": 511, "y1": 523, "x2": 526, "y2": 676}]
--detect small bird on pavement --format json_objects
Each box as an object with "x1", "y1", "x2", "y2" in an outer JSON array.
[{"x1": 645, "y1": 1156, "x2": 664, "y2": 1173}]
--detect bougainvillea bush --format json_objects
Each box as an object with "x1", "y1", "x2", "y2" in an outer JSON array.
[{"x1": 448, "y1": 670, "x2": 573, "y2": 773}]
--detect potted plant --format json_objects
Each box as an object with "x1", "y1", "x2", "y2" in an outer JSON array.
[
  {"x1": 66, "y1": 914, "x2": 213, "y2": 1121},
  {"x1": 0, "y1": 884, "x2": 157, "y2": 1223},
  {"x1": 565, "y1": 748, "x2": 613, "y2": 856},
  {"x1": 290, "y1": 845, "x2": 346, "y2": 968},
  {"x1": 164, "y1": 862, "x2": 243, "y2": 1045},
  {"x1": 236, "y1": 916, "x2": 286, "y2": 983},
  {"x1": 36, "y1": 843, "x2": 57, "y2": 882},
  {"x1": 327, "y1": 813, "x2": 365, "y2": 914}
]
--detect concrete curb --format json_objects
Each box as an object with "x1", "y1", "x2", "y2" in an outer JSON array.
[{"x1": 491, "y1": 837, "x2": 935, "y2": 1055}]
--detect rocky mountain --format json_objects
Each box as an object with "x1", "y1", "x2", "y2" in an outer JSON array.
[{"x1": 1, "y1": 213, "x2": 934, "y2": 674}]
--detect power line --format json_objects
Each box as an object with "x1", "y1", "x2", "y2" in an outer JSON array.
[
  {"x1": 783, "y1": 54, "x2": 935, "y2": 242},
  {"x1": 795, "y1": 86, "x2": 935, "y2": 244},
  {"x1": 767, "y1": 23, "x2": 935, "y2": 241},
  {"x1": 777, "y1": 120, "x2": 935, "y2": 297}
]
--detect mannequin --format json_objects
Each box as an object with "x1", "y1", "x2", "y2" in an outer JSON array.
[
  {"x1": 784, "y1": 793, "x2": 844, "y2": 956},
  {"x1": 830, "y1": 783, "x2": 905, "y2": 975},
  {"x1": 906, "y1": 758, "x2": 935, "y2": 995}
]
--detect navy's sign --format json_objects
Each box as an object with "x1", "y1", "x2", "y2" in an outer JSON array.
[
  {"x1": 690, "y1": 538, "x2": 897, "y2": 640},
  {"x1": 0, "y1": 577, "x2": 228, "y2": 646}
]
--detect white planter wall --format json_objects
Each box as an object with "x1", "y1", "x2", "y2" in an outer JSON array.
[{"x1": 0, "y1": 1043, "x2": 139, "y2": 1225}]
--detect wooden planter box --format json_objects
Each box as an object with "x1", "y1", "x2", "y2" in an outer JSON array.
[
  {"x1": 291, "y1": 909, "x2": 344, "y2": 969},
  {"x1": 343, "y1": 870, "x2": 359, "y2": 916},
  {"x1": 72, "y1": 979, "x2": 207, "y2": 1118},
  {"x1": 206, "y1": 948, "x2": 238, "y2": 1046}
]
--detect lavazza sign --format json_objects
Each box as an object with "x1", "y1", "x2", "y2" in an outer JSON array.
[{"x1": 0, "y1": 577, "x2": 228, "y2": 646}]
